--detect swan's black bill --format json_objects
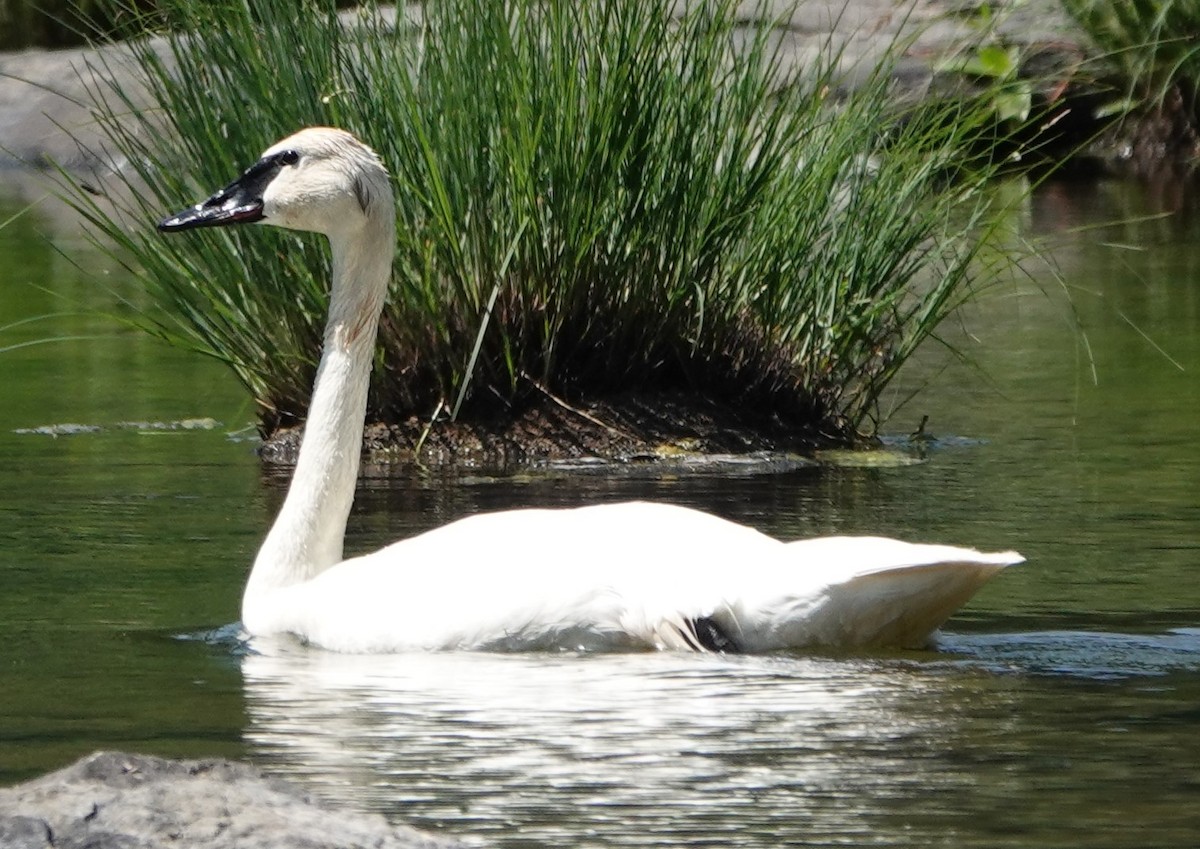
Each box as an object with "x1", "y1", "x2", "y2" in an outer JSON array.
[
  {"x1": 159, "y1": 197, "x2": 263, "y2": 231},
  {"x1": 158, "y1": 153, "x2": 286, "y2": 232},
  {"x1": 158, "y1": 177, "x2": 265, "y2": 232}
]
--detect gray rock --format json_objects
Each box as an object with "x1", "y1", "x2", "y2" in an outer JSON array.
[
  {"x1": 0, "y1": 43, "x2": 137, "y2": 172},
  {"x1": 0, "y1": 815, "x2": 53, "y2": 849},
  {"x1": 0, "y1": 751, "x2": 468, "y2": 849}
]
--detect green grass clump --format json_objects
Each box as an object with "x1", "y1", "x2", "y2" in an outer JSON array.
[
  {"x1": 64, "y1": 0, "x2": 1017, "y2": 441},
  {"x1": 1060, "y1": 0, "x2": 1199, "y2": 111}
]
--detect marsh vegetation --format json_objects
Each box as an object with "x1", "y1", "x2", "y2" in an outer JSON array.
[{"x1": 60, "y1": 0, "x2": 1036, "y2": 457}]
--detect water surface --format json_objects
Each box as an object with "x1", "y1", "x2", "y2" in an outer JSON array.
[{"x1": 2, "y1": 178, "x2": 1199, "y2": 846}]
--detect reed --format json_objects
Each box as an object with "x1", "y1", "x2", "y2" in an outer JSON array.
[{"x1": 60, "y1": 0, "x2": 1019, "y2": 440}]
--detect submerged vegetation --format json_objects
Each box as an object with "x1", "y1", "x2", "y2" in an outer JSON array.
[{"x1": 63, "y1": 0, "x2": 1025, "y2": 451}]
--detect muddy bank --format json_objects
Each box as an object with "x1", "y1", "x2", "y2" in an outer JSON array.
[{"x1": 261, "y1": 391, "x2": 843, "y2": 466}]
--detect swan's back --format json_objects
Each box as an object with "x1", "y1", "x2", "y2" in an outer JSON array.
[
  {"x1": 269, "y1": 502, "x2": 773, "y2": 652},
  {"x1": 251, "y1": 502, "x2": 1021, "y2": 653}
]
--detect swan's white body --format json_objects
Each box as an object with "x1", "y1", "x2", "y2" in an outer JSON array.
[
  {"x1": 250, "y1": 501, "x2": 1018, "y2": 653},
  {"x1": 162, "y1": 128, "x2": 1022, "y2": 654}
]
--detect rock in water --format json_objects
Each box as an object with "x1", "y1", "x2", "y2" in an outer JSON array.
[{"x1": 0, "y1": 751, "x2": 467, "y2": 849}]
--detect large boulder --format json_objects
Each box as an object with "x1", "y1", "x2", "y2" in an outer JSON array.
[{"x1": 0, "y1": 751, "x2": 468, "y2": 849}]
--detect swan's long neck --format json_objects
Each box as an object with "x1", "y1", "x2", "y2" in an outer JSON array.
[{"x1": 245, "y1": 215, "x2": 394, "y2": 601}]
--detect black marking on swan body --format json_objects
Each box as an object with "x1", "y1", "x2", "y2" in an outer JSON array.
[
  {"x1": 353, "y1": 175, "x2": 372, "y2": 214},
  {"x1": 675, "y1": 615, "x2": 741, "y2": 653}
]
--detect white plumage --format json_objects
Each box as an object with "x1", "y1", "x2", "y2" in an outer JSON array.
[{"x1": 160, "y1": 128, "x2": 1021, "y2": 654}]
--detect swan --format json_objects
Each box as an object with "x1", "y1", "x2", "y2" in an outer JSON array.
[{"x1": 159, "y1": 127, "x2": 1022, "y2": 654}]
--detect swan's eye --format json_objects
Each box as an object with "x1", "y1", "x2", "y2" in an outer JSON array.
[{"x1": 278, "y1": 149, "x2": 300, "y2": 167}]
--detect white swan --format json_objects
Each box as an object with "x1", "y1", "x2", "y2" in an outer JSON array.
[{"x1": 160, "y1": 127, "x2": 1022, "y2": 654}]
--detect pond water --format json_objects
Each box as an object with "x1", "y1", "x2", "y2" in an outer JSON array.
[{"x1": 1, "y1": 176, "x2": 1198, "y2": 846}]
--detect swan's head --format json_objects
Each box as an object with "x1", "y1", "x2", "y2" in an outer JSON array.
[{"x1": 158, "y1": 127, "x2": 392, "y2": 239}]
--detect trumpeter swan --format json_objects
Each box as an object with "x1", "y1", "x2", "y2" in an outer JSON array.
[{"x1": 159, "y1": 127, "x2": 1021, "y2": 653}]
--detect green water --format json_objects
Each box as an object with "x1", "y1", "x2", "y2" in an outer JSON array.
[{"x1": 2, "y1": 178, "x2": 1199, "y2": 846}]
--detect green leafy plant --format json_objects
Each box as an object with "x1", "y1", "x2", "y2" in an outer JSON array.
[
  {"x1": 59, "y1": 0, "x2": 1023, "y2": 441},
  {"x1": 941, "y1": 43, "x2": 1033, "y2": 125},
  {"x1": 935, "y1": 3, "x2": 1033, "y2": 129}
]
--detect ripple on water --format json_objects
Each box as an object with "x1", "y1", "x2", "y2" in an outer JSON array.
[{"x1": 937, "y1": 628, "x2": 1200, "y2": 680}]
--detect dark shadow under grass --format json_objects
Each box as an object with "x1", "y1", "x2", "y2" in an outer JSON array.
[
  {"x1": 57, "y1": 0, "x2": 1031, "y2": 462},
  {"x1": 257, "y1": 389, "x2": 836, "y2": 467}
]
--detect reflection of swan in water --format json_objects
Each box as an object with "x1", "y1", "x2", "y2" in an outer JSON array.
[
  {"x1": 239, "y1": 644, "x2": 985, "y2": 845},
  {"x1": 237, "y1": 632, "x2": 1200, "y2": 845},
  {"x1": 161, "y1": 127, "x2": 1021, "y2": 653}
]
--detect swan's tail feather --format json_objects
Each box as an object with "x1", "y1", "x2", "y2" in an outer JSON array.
[{"x1": 762, "y1": 546, "x2": 1023, "y2": 650}]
